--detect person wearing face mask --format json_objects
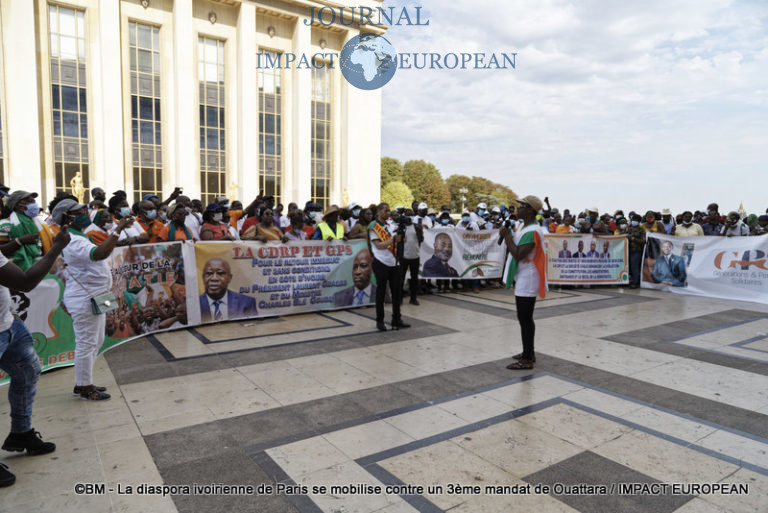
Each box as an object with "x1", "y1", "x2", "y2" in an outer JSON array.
[
  {"x1": 672, "y1": 211, "x2": 703, "y2": 237},
  {"x1": 701, "y1": 208, "x2": 723, "y2": 236},
  {"x1": 174, "y1": 195, "x2": 202, "y2": 239},
  {"x1": 626, "y1": 213, "x2": 646, "y2": 289},
  {"x1": 284, "y1": 210, "x2": 309, "y2": 241},
  {"x1": 457, "y1": 211, "x2": 480, "y2": 231},
  {"x1": 158, "y1": 203, "x2": 193, "y2": 241},
  {"x1": 348, "y1": 208, "x2": 373, "y2": 240},
  {"x1": 346, "y1": 202, "x2": 363, "y2": 231},
  {"x1": 117, "y1": 200, "x2": 158, "y2": 245},
  {"x1": 470, "y1": 202, "x2": 487, "y2": 225},
  {"x1": 51, "y1": 199, "x2": 133, "y2": 400},
  {"x1": 200, "y1": 203, "x2": 235, "y2": 241},
  {"x1": 84, "y1": 210, "x2": 114, "y2": 245},
  {"x1": 313, "y1": 205, "x2": 348, "y2": 241},
  {"x1": 0, "y1": 191, "x2": 56, "y2": 271},
  {"x1": 721, "y1": 211, "x2": 750, "y2": 237},
  {"x1": 641, "y1": 211, "x2": 666, "y2": 234}
]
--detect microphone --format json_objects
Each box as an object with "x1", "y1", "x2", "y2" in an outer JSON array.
[{"x1": 497, "y1": 217, "x2": 511, "y2": 245}]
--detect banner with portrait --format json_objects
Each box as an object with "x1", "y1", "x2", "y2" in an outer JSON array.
[
  {"x1": 419, "y1": 228, "x2": 507, "y2": 280},
  {"x1": 546, "y1": 234, "x2": 629, "y2": 284},
  {"x1": 642, "y1": 233, "x2": 768, "y2": 304},
  {"x1": 0, "y1": 242, "x2": 189, "y2": 385},
  {"x1": 188, "y1": 240, "x2": 375, "y2": 324}
]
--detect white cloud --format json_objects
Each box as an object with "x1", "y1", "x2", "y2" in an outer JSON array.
[{"x1": 381, "y1": 0, "x2": 768, "y2": 215}]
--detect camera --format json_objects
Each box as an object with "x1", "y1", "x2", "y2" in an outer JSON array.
[{"x1": 395, "y1": 215, "x2": 412, "y2": 236}]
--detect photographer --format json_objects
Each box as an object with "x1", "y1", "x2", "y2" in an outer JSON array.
[
  {"x1": 399, "y1": 209, "x2": 424, "y2": 306},
  {"x1": 368, "y1": 203, "x2": 409, "y2": 331}
]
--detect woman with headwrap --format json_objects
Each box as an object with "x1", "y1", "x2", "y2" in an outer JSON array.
[
  {"x1": 84, "y1": 210, "x2": 114, "y2": 245},
  {"x1": 158, "y1": 203, "x2": 194, "y2": 241}
]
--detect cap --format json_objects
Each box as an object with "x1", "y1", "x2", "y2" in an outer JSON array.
[
  {"x1": 6, "y1": 190, "x2": 39, "y2": 212},
  {"x1": 205, "y1": 202, "x2": 222, "y2": 212},
  {"x1": 167, "y1": 203, "x2": 187, "y2": 218},
  {"x1": 348, "y1": 202, "x2": 360, "y2": 210},
  {"x1": 477, "y1": 202, "x2": 487, "y2": 210},
  {"x1": 661, "y1": 208, "x2": 672, "y2": 216},
  {"x1": 491, "y1": 207, "x2": 501, "y2": 213},
  {"x1": 427, "y1": 208, "x2": 436, "y2": 215},
  {"x1": 323, "y1": 205, "x2": 340, "y2": 218},
  {"x1": 418, "y1": 202, "x2": 427, "y2": 210},
  {"x1": 588, "y1": 206, "x2": 599, "y2": 213},
  {"x1": 142, "y1": 193, "x2": 159, "y2": 201},
  {"x1": 304, "y1": 201, "x2": 322, "y2": 211},
  {"x1": 518, "y1": 195, "x2": 544, "y2": 212},
  {"x1": 51, "y1": 198, "x2": 87, "y2": 225}
]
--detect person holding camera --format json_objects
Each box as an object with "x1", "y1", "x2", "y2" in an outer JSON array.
[
  {"x1": 368, "y1": 203, "x2": 409, "y2": 331},
  {"x1": 400, "y1": 209, "x2": 424, "y2": 305}
]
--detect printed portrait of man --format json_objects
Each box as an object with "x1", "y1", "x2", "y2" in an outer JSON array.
[
  {"x1": 571, "y1": 240, "x2": 587, "y2": 258},
  {"x1": 558, "y1": 240, "x2": 572, "y2": 258},
  {"x1": 599, "y1": 240, "x2": 610, "y2": 258},
  {"x1": 651, "y1": 240, "x2": 687, "y2": 287},
  {"x1": 334, "y1": 249, "x2": 376, "y2": 306},
  {"x1": 586, "y1": 240, "x2": 600, "y2": 258},
  {"x1": 199, "y1": 257, "x2": 257, "y2": 322},
  {"x1": 422, "y1": 232, "x2": 459, "y2": 277}
]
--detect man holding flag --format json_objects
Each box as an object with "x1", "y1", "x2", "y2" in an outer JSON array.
[{"x1": 500, "y1": 195, "x2": 548, "y2": 370}]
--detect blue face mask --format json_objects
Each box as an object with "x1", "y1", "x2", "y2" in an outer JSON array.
[
  {"x1": 630, "y1": 221, "x2": 639, "y2": 227},
  {"x1": 478, "y1": 209, "x2": 486, "y2": 216},
  {"x1": 352, "y1": 208, "x2": 361, "y2": 217},
  {"x1": 462, "y1": 216, "x2": 470, "y2": 223},
  {"x1": 428, "y1": 214, "x2": 436, "y2": 221},
  {"x1": 441, "y1": 218, "x2": 450, "y2": 225},
  {"x1": 146, "y1": 209, "x2": 157, "y2": 220},
  {"x1": 24, "y1": 202, "x2": 40, "y2": 218},
  {"x1": 119, "y1": 206, "x2": 131, "y2": 217}
]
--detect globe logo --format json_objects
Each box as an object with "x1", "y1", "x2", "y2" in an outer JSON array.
[{"x1": 340, "y1": 34, "x2": 397, "y2": 90}]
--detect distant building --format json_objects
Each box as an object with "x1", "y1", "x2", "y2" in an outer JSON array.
[{"x1": 0, "y1": 0, "x2": 383, "y2": 207}]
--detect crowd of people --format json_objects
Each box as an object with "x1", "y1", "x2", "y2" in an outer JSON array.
[{"x1": 0, "y1": 181, "x2": 765, "y2": 487}]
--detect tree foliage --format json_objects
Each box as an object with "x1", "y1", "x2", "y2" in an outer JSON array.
[
  {"x1": 446, "y1": 174, "x2": 518, "y2": 211},
  {"x1": 402, "y1": 160, "x2": 451, "y2": 208},
  {"x1": 380, "y1": 157, "x2": 404, "y2": 187},
  {"x1": 380, "y1": 181, "x2": 414, "y2": 208}
]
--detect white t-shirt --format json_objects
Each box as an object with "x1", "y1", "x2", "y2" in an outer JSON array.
[
  {"x1": 117, "y1": 220, "x2": 146, "y2": 242},
  {"x1": 403, "y1": 224, "x2": 420, "y2": 260},
  {"x1": 513, "y1": 223, "x2": 547, "y2": 298},
  {"x1": 415, "y1": 215, "x2": 433, "y2": 229},
  {"x1": 456, "y1": 220, "x2": 480, "y2": 231},
  {"x1": 62, "y1": 230, "x2": 112, "y2": 302},
  {"x1": 185, "y1": 212, "x2": 202, "y2": 239},
  {"x1": 721, "y1": 221, "x2": 749, "y2": 237},
  {"x1": 369, "y1": 221, "x2": 397, "y2": 267},
  {"x1": 0, "y1": 253, "x2": 13, "y2": 332}
]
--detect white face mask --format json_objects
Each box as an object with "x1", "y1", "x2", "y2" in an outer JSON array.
[
  {"x1": 213, "y1": 213, "x2": 223, "y2": 222},
  {"x1": 104, "y1": 222, "x2": 115, "y2": 231}
]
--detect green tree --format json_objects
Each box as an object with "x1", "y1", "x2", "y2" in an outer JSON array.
[
  {"x1": 380, "y1": 181, "x2": 414, "y2": 208},
  {"x1": 380, "y1": 157, "x2": 403, "y2": 187},
  {"x1": 402, "y1": 160, "x2": 450, "y2": 208},
  {"x1": 447, "y1": 174, "x2": 518, "y2": 211}
]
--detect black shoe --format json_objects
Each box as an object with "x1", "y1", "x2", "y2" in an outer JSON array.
[
  {"x1": 409, "y1": 298, "x2": 420, "y2": 306},
  {"x1": 0, "y1": 463, "x2": 15, "y2": 487},
  {"x1": 376, "y1": 322, "x2": 388, "y2": 332},
  {"x1": 391, "y1": 320, "x2": 411, "y2": 330},
  {"x1": 2, "y1": 429, "x2": 56, "y2": 456},
  {"x1": 72, "y1": 385, "x2": 107, "y2": 396}
]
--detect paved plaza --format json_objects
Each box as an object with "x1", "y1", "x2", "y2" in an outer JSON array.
[{"x1": 2, "y1": 286, "x2": 768, "y2": 512}]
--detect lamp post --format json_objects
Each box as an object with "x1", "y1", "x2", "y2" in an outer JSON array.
[{"x1": 459, "y1": 187, "x2": 468, "y2": 212}]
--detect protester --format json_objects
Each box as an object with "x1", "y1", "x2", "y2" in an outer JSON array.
[
  {"x1": 200, "y1": 203, "x2": 235, "y2": 241},
  {"x1": 52, "y1": 199, "x2": 132, "y2": 401},
  {"x1": 313, "y1": 205, "x2": 346, "y2": 240},
  {"x1": 368, "y1": 203, "x2": 408, "y2": 331},
  {"x1": 0, "y1": 224, "x2": 70, "y2": 487},
  {"x1": 499, "y1": 195, "x2": 546, "y2": 370},
  {"x1": 721, "y1": 211, "x2": 750, "y2": 237},
  {"x1": 284, "y1": 210, "x2": 308, "y2": 241},
  {"x1": 84, "y1": 210, "x2": 114, "y2": 245},
  {"x1": 158, "y1": 203, "x2": 194, "y2": 241},
  {"x1": 0, "y1": 191, "x2": 51, "y2": 270},
  {"x1": 243, "y1": 207, "x2": 285, "y2": 242},
  {"x1": 672, "y1": 211, "x2": 704, "y2": 237}
]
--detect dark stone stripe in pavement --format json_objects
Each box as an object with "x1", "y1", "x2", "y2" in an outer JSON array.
[{"x1": 603, "y1": 309, "x2": 768, "y2": 376}]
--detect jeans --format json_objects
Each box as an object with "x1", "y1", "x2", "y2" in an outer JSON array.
[
  {"x1": 0, "y1": 319, "x2": 41, "y2": 433},
  {"x1": 373, "y1": 258, "x2": 401, "y2": 323},
  {"x1": 400, "y1": 258, "x2": 420, "y2": 301},
  {"x1": 515, "y1": 296, "x2": 537, "y2": 360}
]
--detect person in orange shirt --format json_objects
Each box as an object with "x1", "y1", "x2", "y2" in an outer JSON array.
[
  {"x1": 158, "y1": 204, "x2": 194, "y2": 242},
  {"x1": 84, "y1": 210, "x2": 113, "y2": 245},
  {"x1": 555, "y1": 216, "x2": 576, "y2": 233}
]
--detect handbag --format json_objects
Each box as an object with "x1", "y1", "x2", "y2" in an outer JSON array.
[{"x1": 64, "y1": 265, "x2": 118, "y2": 315}]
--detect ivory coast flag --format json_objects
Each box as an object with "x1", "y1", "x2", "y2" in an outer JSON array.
[{"x1": 503, "y1": 226, "x2": 547, "y2": 298}]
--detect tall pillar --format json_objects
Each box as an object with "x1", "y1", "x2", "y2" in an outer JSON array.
[
  {"x1": 237, "y1": 2, "x2": 257, "y2": 202},
  {"x1": 93, "y1": 0, "x2": 125, "y2": 196},
  {"x1": 1, "y1": 0, "x2": 43, "y2": 194},
  {"x1": 172, "y1": 0, "x2": 198, "y2": 198},
  {"x1": 291, "y1": 18, "x2": 311, "y2": 204}
]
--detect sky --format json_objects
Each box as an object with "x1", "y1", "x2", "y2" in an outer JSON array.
[{"x1": 380, "y1": 0, "x2": 768, "y2": 216}]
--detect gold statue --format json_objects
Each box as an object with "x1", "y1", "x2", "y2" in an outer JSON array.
[
  {"x1": 342, "y1": 189, "x2": 349, "y2": 207},
  {"x1": 70, "y1": 171, "x2": 84, "y2": 203},
  {"x1": 230, "y1": 180, "x2": 240, "y2": 200}
]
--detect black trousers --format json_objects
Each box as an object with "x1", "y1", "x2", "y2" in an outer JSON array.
[
  {"x1": 400, "y1": 258, "x2": 420, "y2": 301},
  {"x1": 373, "y1": 258, "x2": 401, "y2": 323},
  {"x1": 515, "y1": 296, "x2": 537, "y2": 360}
]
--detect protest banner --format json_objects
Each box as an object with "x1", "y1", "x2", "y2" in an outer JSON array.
[
  {"x1": 420, "y1": 228, "x2": 506, "y2": 280},
  {"x1": 642, "y1": 233, "x2": 768, "y2": 304},
  {"x1": 546, "y1": 234, "x2": 628, "y2": 284}
]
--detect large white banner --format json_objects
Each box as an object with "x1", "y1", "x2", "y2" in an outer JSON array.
[
  {"x1": 642, "y1": 233, "x2": 768, "y2": 304},
  {"x1": 419, "y1": 228, "x2": 507, "y2": 279}
]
